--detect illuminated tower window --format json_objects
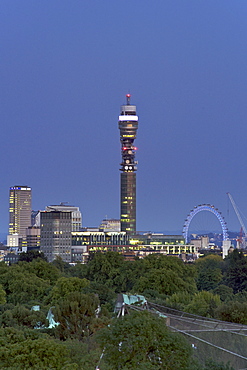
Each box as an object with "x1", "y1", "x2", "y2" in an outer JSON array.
[{"x1": 118, "y1": 94, "x2": 138, "y2": 235}]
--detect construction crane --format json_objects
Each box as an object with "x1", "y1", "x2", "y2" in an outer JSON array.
[{"x1": 227, "y1": 192, "x2": 247, "y2": 248}]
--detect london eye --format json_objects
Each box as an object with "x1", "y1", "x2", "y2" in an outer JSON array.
[{"x1": 182, "y1": 204, "x2": 228, "y2": 244}]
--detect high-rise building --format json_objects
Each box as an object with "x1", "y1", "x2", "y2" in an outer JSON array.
[
  {"x1": 118, "y1": 94, "x2": 139, "y2": 235},
  {"x1": 40, "y1": 210, "x2": 72, "y2": 263},
  {"x1": 8, "y1": 186, "x2": 32, "y2": 245},
  {"x1": 45, "y1": 204, "x2": 82, "y2": 231}
]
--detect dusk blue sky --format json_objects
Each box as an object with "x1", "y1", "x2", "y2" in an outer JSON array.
[{"x1": 1, "y1": 1, "x2": 247, "y2": 236}]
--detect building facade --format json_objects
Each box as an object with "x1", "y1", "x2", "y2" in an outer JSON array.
[
  {"x1": 119, "y1": 94, "x2": 138, "y2": 235},
  {"x1": 99, "y1": 218, "x2": 120, "y2": 232},
  {"x1": 70, "y1": 230, "x2": 198, "y2": 263},
  {"x1": 46, "y1": 204, "x2": 82, "y2": 231},
  {"x1": 26, "y1": 226, "x2": 41, "y2": 251},
  {"x1": 40, "y1": 211, "x2": 72, "y2": 263},
  {"x1": 8, "y1": 186, "x2": 32, "y2": 247}
]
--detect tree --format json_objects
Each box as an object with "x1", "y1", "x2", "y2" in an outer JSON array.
[
  {"x1": 20, "y1": 258, "x2": 61, "y2": 284},
  {"x1": 186, "y1": 291, "x2": 221, "y2": 317},
  {"x1": 195, "y1": 255, "x2": 223, "y2": 291},
  {"x1": 133, "y1": 268, "x2": 195, "y2": 296},
  {"x1": 203, "y1": 359, "x2": 234, "y2": 370},
  {"x1": 63, "y1": 339, "x2": 103, "y2": 370},
  {"x1": 85, "y1": 252, "x2": 127, "y2": 292},
  {"x1": 82, "y1": 281, "x2": 116, "y2": 309},
  {"x1": 52, "y1": 255, "x2": 71, "y2": 273},
  {"x1": 18, "y1": 250, "x2": 47, "y2": 262},
  {"x1": 0, "y1": 265, "x2": 51, "y2": 305},
  {"x1": 53, "y1": 292, "x2": 103, "y2": 341},
  {"x1": 215, "y1": 301, "x2": 247, "y2": 324},
  {"x1": 1, "y1": 304, "x2": 47, "y2": 329},
  {"x1": 212, "y1": 285, "x2": 233, "y2": 302},
  {"x1": 47, "y1": 276, "x2": 90, "y2": 303},
  {"x1": 223, "y1": 250, "x2": 247, "y2": 293},
  {"x1": 0, "y1": 327, "x2": 75, "y2": 369},
  {"x1": 69, "y1": 262, "x2": 88, "y2": 279},
  {"x1": 0, "y1": 283, "x2": 6, "y2": 304},
  {"x1": 132, "y1": 254, "x2": 197, "y2": 296},
  {"x1": 166, "y1": 291, "x2": 193, "y2": 310},
  {"x1": 97, "y1": 310, "x2": 193, "y2": 370}
]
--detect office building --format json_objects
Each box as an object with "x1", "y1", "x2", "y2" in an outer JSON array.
[
  {"x1": 26, "y1": 226, "x2": 41, "y2": 251},
  {"x1": 46, "y1": 204, "x2": 82, "y2": 231},
  {"x1": 119, "y1": 94, "x2": 138, "y2": 235},
  {"x1": 8, "y1": 186, "x2": 32, "y2": 247},
  {"x1": 70, "y1": 229, "x2": 197, "y2": 263},
  {"x1": 40, "y1": 210, "x2": 72, "y2": 263},
  {"x1": 99, "y1": 218, "x2": 120, "y2": 232},
  {"x1": 71, "y1": 230, "x2": 128, "y2": 263}
]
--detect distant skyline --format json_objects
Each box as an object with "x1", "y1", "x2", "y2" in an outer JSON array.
[{"x1": 1, "y1": 1, "x2": 247, "y2": 235}]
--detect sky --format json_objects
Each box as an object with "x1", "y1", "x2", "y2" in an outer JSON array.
[{"x1": 1, "y1": 1, "x2": 247, "y2": 236}]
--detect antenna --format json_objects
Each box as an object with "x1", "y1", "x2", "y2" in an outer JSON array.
[{"x1": 126, "y1": 93, "x2": 131, "y2": 105}]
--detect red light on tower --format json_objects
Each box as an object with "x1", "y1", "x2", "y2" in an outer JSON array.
[{"x1": 126, "y1": 93, "x2": 131, "y2": 105}]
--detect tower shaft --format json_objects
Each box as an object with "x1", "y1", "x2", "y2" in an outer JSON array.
[{"x1": 118, "y1": 95, "x2": 138, "y2": 235}]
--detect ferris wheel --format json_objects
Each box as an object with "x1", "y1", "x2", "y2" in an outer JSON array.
[{"x1": 182, "y1": 204, "x2": 229, "y2": 243}]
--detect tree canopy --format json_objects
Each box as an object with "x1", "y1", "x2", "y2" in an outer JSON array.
[
  {"x1": 0, "y1": 251, "x2": 245, "y2": 369},
  {"x1": 97, "y1": 310, "x2": 194, "y2": 370}
]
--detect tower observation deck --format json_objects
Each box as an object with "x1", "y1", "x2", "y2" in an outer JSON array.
[{"x1": 118, "y1": 94, "x2": 138, "y2": 235}]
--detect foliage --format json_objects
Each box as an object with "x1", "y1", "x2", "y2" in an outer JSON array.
[
  {"x1": 0, "y1": 265, "x2": 51, "y2": 304},
  {"x1": 64, "y1": 339, "x2": 103, "y2": 369},
  {"x1": 196, "y1": 255, "x2": 223, "y2": 291},
  {"x1": 223, "y1": 250, "x2": 247, "y2": 293},
  {"x1": 97, "y1": 310, "x2": 193, "y2": 370},
  {"x1": 18, "y1": 250, "x2": 47, "y2": 262},
  {"x1": 186, "y1": 291, "x2": 221, "y2": 317},
  {"x1": 132, "y1": 254, "x2": 197, "y2": 296},
  {"x1": 69, "y1": 262, "x2": 87, "y2": 279},
  {"x1": 203, "y1": 358, "x2": 234, "y2": 370},
  {"x1": 196, "y1": 254, "x2": 222, "y2": 267},
  {"x1": 0, "y1": 261, "x2": 10, "y2": 277},
  {"x1": 0, "y1": 283, "x2": 6, "y2": 304},
  {"x1": 52, "y1": 256, "x2": 71, "y2": 273},
  {"x1": 1, "y1": 304, "x2": 47, "y2": 329},
  {"x1": 0, "y1": 327, "x2": 76, "y2": 369},
  {"x1": 47, "y1": 276, "x2": 90, "y2": 303},
  {"x1": 85, "y1": 252, "x2": 127, "y2": 292},
  {"x1": 215, "y1": 300, "x2": 247, "y2": 324},
  {"x1": 232, "y1": 290, "x2": 247, "y2": 303},
  {"x1": 82, "y1": 281, "x2": 116, "y2": 311},
  {"x1": 0, "y1": 251, "x2": 247, "y2": 368},
  {"x1": 166, "y1": 291, "x2": 193, "y2": 310},
  {"x1": 53, "y1": 292, "x2": 104, "y2": 341},
  {"x1": 212, "y1": 285, "x2": 233, "y2": 302},
  {"x1": 20, "y1": 258, "x2": 61, "y2": 283},
  {"x1": 133, "y1": 268, "x2": 193, "y2": 296}
]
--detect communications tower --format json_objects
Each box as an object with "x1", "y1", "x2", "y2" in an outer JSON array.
[{"x1": 118, "y1": 94, "x2": 138, "y2": 234}]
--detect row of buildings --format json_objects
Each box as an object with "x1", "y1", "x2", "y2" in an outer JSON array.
[
  {"x1": 5, "y1": 96, "x2": 199, "y2": 263},
  {"x1": 6, "y1": 185, "x2": 198, "y2": 263}
]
